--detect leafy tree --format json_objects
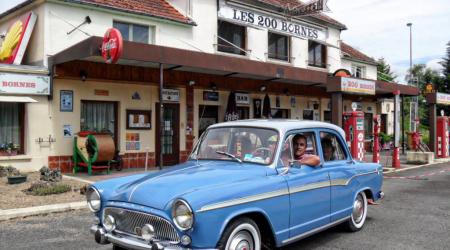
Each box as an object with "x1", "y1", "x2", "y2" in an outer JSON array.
[
  {"x1": 438, "y1": 42, "x2": 450, "y2": 92},
  {"x1": 377, "y1": 57, "x2": 397, "y2": 82}
]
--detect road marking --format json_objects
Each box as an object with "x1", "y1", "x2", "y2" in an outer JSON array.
[{"x1": 384, "y1": 167, "x2": 450, "y2": 180}]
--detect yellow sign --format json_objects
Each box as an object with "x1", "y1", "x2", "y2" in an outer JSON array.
[
  {"x1": 0, "y1": 20, "x2": 23, "y2": 60},
  {"x1": 423, "y1": 83, "x2": 435, "y2": 94}
]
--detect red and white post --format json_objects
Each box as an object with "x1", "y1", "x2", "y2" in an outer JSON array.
[{"x1": 392, "y1": 90, "x2": 401, "y2": 168}]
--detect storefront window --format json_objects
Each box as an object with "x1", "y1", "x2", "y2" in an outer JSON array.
[
  {"x1": 80, "y1": 101, "x2": 117, "y2": 142},
  {"x1": 113, "y1": 21, "x2": 151, "y2": 44},
  {"x1": 308, "y1": 41, "x2": 327, "y2": 68},
  {"x1": 268, "y1": 32, "x2": 289, "y2": 61},
  {"x1": 272, "y1": 109, "x2": 290, "y2": 118},
  {"x1": 217, "y1": 20, "x2": 246, "y2": 55},
  {"x1": 237, "y1": 106, "x2": 249, "y2": 119},
  {"x1": 0, "y1": 102, "x2": 24, "y2": 155}
]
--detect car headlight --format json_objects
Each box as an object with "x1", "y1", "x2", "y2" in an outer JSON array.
[
  {"x1": 172, "y1": 199, "x2": 194, "y2": 230},
  {"x1": 86, "y1": 187, "x2": 101, "y2": 212}
]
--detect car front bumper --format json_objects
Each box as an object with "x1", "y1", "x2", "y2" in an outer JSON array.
[{"x1": 90, "y1": 225, "x2": 216, "y2": 250}]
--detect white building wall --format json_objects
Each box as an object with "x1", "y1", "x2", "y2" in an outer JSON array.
[{"x1": 341, "y1": 58, "x2": 377, "y2": 80}]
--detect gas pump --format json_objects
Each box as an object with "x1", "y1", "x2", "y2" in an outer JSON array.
[
  {"x1": 343, "y1": 111, "x2": 365, "y2": 161},
  {"x1": 436, "y1": 116, "x2": 449, "y2": 158},
  {"x1": 373, "y1": 115, "x2": 380, "y2": 163}
]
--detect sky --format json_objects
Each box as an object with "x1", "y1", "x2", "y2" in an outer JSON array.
[
  {"x1": 1, "y1": 0, "x2": 449, "y2": 82},
  {"x1": 326, "y1": 0, "x2": 450, "y2": 82}
]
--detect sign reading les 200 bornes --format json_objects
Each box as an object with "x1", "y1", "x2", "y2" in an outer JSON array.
[
  {"x1": 0, "y1": 72, "x2": 50, "y2": 95},
  {"x1": 218, "y1": 1, "x2": 326, "y2": 41},
  {"x1": 341, "y1": 77, "x2": 375, "y2": 95},
  {"x1": 437, "y1": 92, "x2": 450, "y2": 105}
]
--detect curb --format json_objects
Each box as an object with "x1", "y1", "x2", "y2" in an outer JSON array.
[
  {"x1": 62, "y1": 174, "x2": 94, "y2": 184},
  {"x1": 386, "y1": 159, "x2": 450, "y2": 174},
  {"x1": 0, "y1": 201, "x2": 88, "y2": 221}
]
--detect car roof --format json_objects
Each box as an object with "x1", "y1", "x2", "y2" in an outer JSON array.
[{"x1": 209, "y1": 119, "x2": 345, "y2": 138}]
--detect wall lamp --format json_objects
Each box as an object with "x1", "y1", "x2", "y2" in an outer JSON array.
[
  {"x1": 209, "y1": 82, "x2": 217, "y2": 91},
  {"x1": 80, "y1": 70, "x2": 88, "y2": 82},
  {"x1": 188, "y1": 80, "x2": 195, "y2": 86},
  {"x1": 283, "y1": 88, "x2": 290, "y2": 96},
  {"x1": 259, "y1": 85, "x2": 267, "y2": 92}
]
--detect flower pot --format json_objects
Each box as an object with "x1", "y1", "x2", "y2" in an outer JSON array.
[{"x1": 7, "y1": 175, "x2": 27, "y2": 184}]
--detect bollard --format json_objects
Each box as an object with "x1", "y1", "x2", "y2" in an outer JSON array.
[{"x1": 392, "y1": 147, "x2": 400, "y2": 168}]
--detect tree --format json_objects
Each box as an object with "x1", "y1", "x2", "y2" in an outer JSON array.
[
  {"x1": 438, "y1": 41, "x2": 450, "y2": 115},
  {"x1": 377, "y1": 57, "x2": 397, "y2": 82}
]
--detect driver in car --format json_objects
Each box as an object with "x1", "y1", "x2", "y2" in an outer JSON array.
[{"x1": 292, "y1": 134, "x2": 321, "y2": 167}]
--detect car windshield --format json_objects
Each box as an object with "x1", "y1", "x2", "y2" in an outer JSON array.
[{"x1": 190, "y1": 127, "x2": 279, "y2": 165}]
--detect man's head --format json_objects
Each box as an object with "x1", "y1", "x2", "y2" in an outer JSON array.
[
  {"x1": 321, "y1": 137, "x2": 334, "y2": 161},
  {"x1": 293, "y1": 134, "x2": 307, "y2": 159}
]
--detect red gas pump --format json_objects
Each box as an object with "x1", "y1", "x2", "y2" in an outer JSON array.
[
  {"x1": 343, "y1": 111, "x2": 365, "y2": 161},
  {"x1": 436, "y1": 116, "x2": 449, "y2": 158},
  {"x1": 373, "y1": 115, "x2": 380, "y2": 163}
]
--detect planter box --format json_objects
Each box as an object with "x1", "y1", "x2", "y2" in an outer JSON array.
[{"x1": 7, "y1": 175, "x2": 27, "y2": 184}]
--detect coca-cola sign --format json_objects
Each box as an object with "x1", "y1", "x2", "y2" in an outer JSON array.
[{"x1": 101, "y1": 28, "x2": 123, "y2": 64}]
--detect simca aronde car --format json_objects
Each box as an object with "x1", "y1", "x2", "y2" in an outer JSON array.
[{"x1": 88, "y1": 120, "x2": 384, "y2": 250}]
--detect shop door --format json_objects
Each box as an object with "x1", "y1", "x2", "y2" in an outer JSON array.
[
  {"x1": 199, "y1": 105, "x2": 218, "y2": 137},
  {"x1": 80, "y1": 100, "x2": 118, "y2": 146},
  {"x1": 237, "y1": 106, "x2": 249, "y2": 119},
  {"x1": 156, "y1": 103, "x2": 180, "y2": 166},
  {"x1": 381, "y1": 114, "x2": 387, "y2": 134}
]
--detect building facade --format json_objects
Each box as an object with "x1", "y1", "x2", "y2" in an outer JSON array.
[{"x1": 0, "y1": 0, "x2": 417, "y2": 172}]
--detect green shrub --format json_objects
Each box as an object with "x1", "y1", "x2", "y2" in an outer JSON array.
[{"x1": 31, "y1": 183, "x2": 72, "y2": 196}]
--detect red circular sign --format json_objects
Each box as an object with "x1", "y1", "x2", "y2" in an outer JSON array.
[{"x1": 101, "y1": 28, "x2": 123, "y2": 64}]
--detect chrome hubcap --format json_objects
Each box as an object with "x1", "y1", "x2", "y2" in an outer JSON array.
[
  {"x1": 229, "y1": 231, "x2": 254, "y2": 250},
  {"x1": 352, "y1": 194, "x2": 365, "y2": 223}
]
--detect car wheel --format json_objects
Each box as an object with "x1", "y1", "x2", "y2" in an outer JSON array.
[
  {"x1": 346, "y1": 191, "x2": 368, "y2": 232},
  {"x1": 217, "y1": 217, "x2": 261, "y2": 250}
]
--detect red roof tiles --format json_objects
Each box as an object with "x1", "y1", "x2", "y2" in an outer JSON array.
[
  {"x1": 78, "y1": 0, "x2": 195, "y2": 25},
  {"x1": 341, "y1": 42, "x2": 377, "y2": 64}
]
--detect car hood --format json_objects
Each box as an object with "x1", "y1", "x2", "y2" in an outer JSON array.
[{"x1": 105, "y1": 160, "x2": 268, "y2": 210}]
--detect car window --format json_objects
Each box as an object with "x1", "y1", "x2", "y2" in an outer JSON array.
[
  {"x1": 191, "y1": 127, "x2": 278, "y2": 165},
  {"x1": 281, "y1": 132, "x2": 317, "y2": 166},
  {"x1": 320, "y1": 132, "x2": 347, "y2": 162}
]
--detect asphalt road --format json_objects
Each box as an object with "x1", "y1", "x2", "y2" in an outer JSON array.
[{"x1": 1, "y1": 162, "x2": 449, "y2": 250}]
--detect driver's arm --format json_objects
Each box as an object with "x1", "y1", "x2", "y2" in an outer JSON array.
[{"x1": 299, "y1": 154, "x2": 321, "y2": 167}]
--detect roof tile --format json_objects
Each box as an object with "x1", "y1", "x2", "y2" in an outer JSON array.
[
  {"x1": 341, "y1": 42, "x2": 377, "y2": 64},
  {"x1": 79, "y1": 0, "x2": 194, "y2": 25}
]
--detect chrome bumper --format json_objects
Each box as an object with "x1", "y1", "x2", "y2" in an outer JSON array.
[{"x1": 90, "y1": 225, "x2": 216, "y2": 250}]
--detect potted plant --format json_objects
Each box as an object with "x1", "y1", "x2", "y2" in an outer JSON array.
[
  {"x1": 0, "y1": 143, "x2": 20, "y2": 156},
  {"x1": 6, "y1": 166, "x2": 27, "y2": 184}
]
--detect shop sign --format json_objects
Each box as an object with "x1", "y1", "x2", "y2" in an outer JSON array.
[
  {"x1": 284, "y1": 0, "x2": 330, "y2": 17},
  {"x1": 436, "y1": 92, "x2": 450, "y2": 105},
  {"x1": 218, "y1": 0, "x2": 326, "y2": 41},
  {"x1": 341, "y1": 77, "x2": 375, "y2": 95},
  {"x1": 162, "y1": 88, "x2": 180, "y2": 102},
  {"x1": 423, "y1": 83, "x2": 435, "y2": 94},
  {"x1": 235, "y1": 92, "x2": 250, "y2": 105},
  {"x1": 101, "y1": 28, "x2": 123, "y2": 64},
  {"x1": 203, "y1": 91, "x2": 219, "y2": 101},
  {"x1": 0, "y1": 12, "x2": 37, "y2": 65},
  {"x1": 0, "y1": 72, "x2": 49, "y2": 95},
  {"x1": 94, "y1": 89, "x2": 109, "y2": 96}
]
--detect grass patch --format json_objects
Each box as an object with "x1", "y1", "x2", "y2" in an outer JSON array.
[{"x1": 30, "y1": 183, "x2": 72, "y2": 196}]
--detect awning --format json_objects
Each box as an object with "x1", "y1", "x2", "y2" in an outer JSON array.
[{"x1": 0, "y1": 96, "x2": 38, "y2": 102}]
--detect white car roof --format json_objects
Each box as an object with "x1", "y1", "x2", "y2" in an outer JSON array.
[{"x1": 209, "y1": 119, "x2": 345, "y2": 138}]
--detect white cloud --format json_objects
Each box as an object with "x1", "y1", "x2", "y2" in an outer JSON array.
[
  {"x1": 0, "y1": 0, "x2": 26, "y2": 14},
  {"x1": 327, "y1": 0, "x2": 450, "y2": 82}
]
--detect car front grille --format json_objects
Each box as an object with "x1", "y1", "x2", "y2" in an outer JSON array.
[{"x1": 103, "y1": 207, "x2": 180, "y2": 243}]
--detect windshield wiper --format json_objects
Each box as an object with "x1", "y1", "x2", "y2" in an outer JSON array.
[{"x1": 215, "y1": 151, "x2": 242, "y2": 163}]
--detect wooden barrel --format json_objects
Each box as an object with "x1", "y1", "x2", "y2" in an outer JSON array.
[{"x1": 87, "y1": 134, "x2": 115, "y2": 162}]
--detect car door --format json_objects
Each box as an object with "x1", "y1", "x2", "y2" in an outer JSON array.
[
  {"x1": 282, "y1": 130, "x2": 331, "y2": 240},
  {"x1": 319, "y1": 129, "x2": 358, "y2": 222}
]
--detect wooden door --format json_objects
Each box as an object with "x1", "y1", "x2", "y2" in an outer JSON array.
[{"x1": 156, "y1": 103, "x2": 180, "y2": 166}]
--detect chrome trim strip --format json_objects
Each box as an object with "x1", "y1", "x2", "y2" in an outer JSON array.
[
  {"x1": 282, "y1": 216, "x2": 350, "y2": 245},
  {"x1": 289, "y1": 181, "x2": 330, "y2": 194},
  {"x1": 198, "y1": 170, "x2": 377, "y2": 213},
  {"x1": 330, "y1": 170, "x2": 378, "y2": 186},
  {"x1": 197, "y1": 189, "x2": 289, "y2": 212}
]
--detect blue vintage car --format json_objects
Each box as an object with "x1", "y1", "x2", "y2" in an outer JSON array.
[{"x1": 88, "y1": 120, "x2": 384, "y2": 250}]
